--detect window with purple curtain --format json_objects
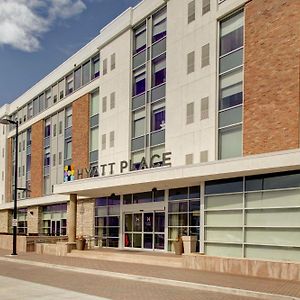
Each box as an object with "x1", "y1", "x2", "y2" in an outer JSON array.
[
  {"x1": 44, "y1": 125, "x2": 51, "y2": 138},
  {"x1": 152, "y1": 55, "x2": 166, "y2": 87},
  {"x1": 133, "y1": 71, "x2": 146, "y2": 96},
  {"x1": 152, "y1": 109, "x2": 165, "y2": 131}
]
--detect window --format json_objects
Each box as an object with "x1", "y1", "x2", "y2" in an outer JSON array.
[
  {"x1": 219, "y1": 125, "x2": 242, "y2": 159},
  {"x1": 59, "y1": 80, "x2": 64, "y2": 100},
  {"x1": 27, "y1": 102, "x2": 33, "y2": 119},
  {"x1": 33, "y1": 98, "x2": 39, "y2": 116},
  {"x1": 111, "y1": 53, "x2": 116, "y2": 70},
  {"x1": 39, "y1": 93, "x2": 45, "y2": 112},
  {"x1": 66, "y1": 73, "x2": 74, "y2": 95},
  {"x1": 82, "y1": 61, "x2": 90, "y2": 85},
  {"x1": 185, "y1": 153, "x2": 193, "y2": 165},
  {"x1": 59, "y1": 152, "x2": 62, "y2": 165},
  {"x1": 134, "y1": 22, "x2": 146, "y2": 54},
  {"x1": 101, "y1": 134, "x2": 106, "y2": 150},
  {"x1": 202, "y1": 0, "x2": 210, "y2": 15},
  {"x1": 186, "y1": 102, "x2": 194, "y2": 124},
  {"x1": 91, "y1": 55, "x2": 100, "y2": 79},
  {"x1": 65, "y1": 107, "x2": 72, "y2": 128},
  {"x1": 110, "y1": 92, "x2": 115, "y2": 110},
  {"x1": 102, "y1": 97, "x2": 107, "y2": 113},
  {"x1": 133, "y1": 110, "x2": 145, "y2": 137},
  {"x1": 133, "y1": 68, "x2": 146, "y2": 96},
  {"x1": 219, "y1": 67, "x2": 243, "y2": 110},
  {"x1": 220, "y1": 10, "x2": 244, "y2": 56},
  {"x1": 52, "y1": 84, "x2": 58, "y2": 103},
  {"x1": 45, "y1": 122, "x2": 51, "y2": 138},
  {"x1": 201, "y1": 43, "x2": 210, "y2": 67},
  {"x1": 109, "y1": 131, "x2": 115, "y2": 148},
  {"x1": 44, "y1": 149, "x2": 50, "y2": 167},
  {"x1": 59, "y1": 121, "x2": 63, "y2": 135},
  {"x1": 188, "y1": 0, "x2": 195, "y2": 23},
  {"x1": 152, "y1": 54, "x2": 166, "y2": 87},
  {"x1": 53, "y1": 124, "x2": 57, "y2": 137},
  {"x1": 103, "y1": 59, "x2": 107, "y2": 75},
  {"x1": 152, "y1": 7, "x2": 167, "y2": 42},
  {"x1": 201, "y1": 97, "x2": 209, "y2": 120},
  {"x1": 187, "y1": 51, "x2": 195, "y2": 74},
  {"x1": 151, "y1": 106, "x2": 165, "y2": 131},
  {"x1": 65, "y1": 140, "x2": 72, "y2": 159},
  {"x1": 90, "y1": 90, "x2": 99, "y2": 116},
  {"x1": 90, "y1": 127, "x2": 99, "y2": 152},
  {"x1": 74, "y1": 67, "x2": 81, "y2": 90},
  {"x1": 53, "y1": 154, "x2": 56, "y2": 167},
  {"x1": 45, "y1": 89, "x2": 51, "y2": 109}
]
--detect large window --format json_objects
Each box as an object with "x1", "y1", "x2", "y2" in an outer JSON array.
[
  {"x1": 152, "y1": 7, "x2": 167, "y2": 42},
  {"x1": 133, "y1": 68, "x2": 146, "y2": 96},
  {"x1": 134, "y1": 22, "x2": 146, "y2": 54},
  {"x1": 204, "y1": 171, "x2": 300, "y2": 261},
  {"x1": 152, "y1": 54, "x2": 166, "y2": 87},
  {"x1": 218, "y1": 10, "x2": 244, "y2": 160}
]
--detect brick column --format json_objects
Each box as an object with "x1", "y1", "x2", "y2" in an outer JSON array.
[
  {"x1": 68, "y1": 194, "x2": 77, "y2": 242},
  {"x1": 72, "y1": 94, "x2": 89, "y2": 179},
  {"x1": 243, "y1": 0, "x2": 300, "y2": 155},
  {"x1": 5, "y1": 138, "x2": 12, "y2": 202},
  {"x1": 31, "y1": 120, "x2": 44, "y2": 197}
]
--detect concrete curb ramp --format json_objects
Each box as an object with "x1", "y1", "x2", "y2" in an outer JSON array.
[{"x1": 0, "y1": 257, "x2": 299, "y2": 300}]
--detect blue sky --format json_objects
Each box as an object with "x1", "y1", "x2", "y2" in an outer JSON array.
[{"x1": 0, "y1": 0, "x2": 141, "y2": 107}]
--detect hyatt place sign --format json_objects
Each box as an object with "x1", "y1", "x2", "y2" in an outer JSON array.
[{"x1": 64, "y1": 152, "x2": 171, "y2": 182}]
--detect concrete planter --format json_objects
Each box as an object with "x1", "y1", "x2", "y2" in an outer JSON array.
[
  {"x1": 182, "y1": 236, "x2": 197, "y2": 254},
  {"x1": 173, "y1": 238, "x2": 183, "y2": 255}
]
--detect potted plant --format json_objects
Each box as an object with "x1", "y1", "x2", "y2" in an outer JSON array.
[{"x1": 76, "y1": 235, "x2": 86, "y2": 250}]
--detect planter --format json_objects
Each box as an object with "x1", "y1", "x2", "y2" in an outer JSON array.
[
  {"x1": 173, "y1": 238, "x2": 183, "y2": 255},
  {"x1": 76, "y1": 238, "x2": 86, "y2": 250},
  {"x1": 182, "y1": 236, "x2": 197, "y2": 254}
]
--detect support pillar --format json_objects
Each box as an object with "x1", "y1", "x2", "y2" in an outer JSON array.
[{"x1": 68, "y1": 194, "x2": 77, "y2": 243}]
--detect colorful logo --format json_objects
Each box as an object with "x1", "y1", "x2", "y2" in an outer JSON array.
[{"x1": 64, "y1": 165, "x2": 75, "y2": 182}]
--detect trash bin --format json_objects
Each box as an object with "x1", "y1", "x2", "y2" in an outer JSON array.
[
  {"x1": 76, "y1": 237, "x2": 86, "y2": 250},
  {"x1": 182, "y1": 236, "x2": 197, "y2": 254},
  {"x1": 173, "y1": 237, "x2": 183, "y2": 255}
]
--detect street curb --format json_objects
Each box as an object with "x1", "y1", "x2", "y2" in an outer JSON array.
[{"x1": 0, "y1": 256, "x2": 299, "y2": 300}]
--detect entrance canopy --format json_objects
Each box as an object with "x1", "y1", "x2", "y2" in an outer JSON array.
[{"x1": 53, "y1": 149, "x2": 300, "y2": 198}]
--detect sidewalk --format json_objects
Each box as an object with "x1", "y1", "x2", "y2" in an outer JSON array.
[{"x1": 0, "y1": 249, "x2": 299, "y2": 299}]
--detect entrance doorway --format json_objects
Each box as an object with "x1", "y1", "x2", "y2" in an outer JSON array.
[{"x1": 124, "y1": 212, "x2": 165, "y2": 250}]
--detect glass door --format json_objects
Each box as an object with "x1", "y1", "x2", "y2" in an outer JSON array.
[
  {"x1": 124, "y1": 211, "x2": 165, "y2": 250},
  {"x1": 51, "y1": 220, "x2": 61, "y2": 236}
]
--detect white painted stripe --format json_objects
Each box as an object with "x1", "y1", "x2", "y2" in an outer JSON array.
[{"x1": 0, "y1": 257, "x2": 299, "y2": 300}]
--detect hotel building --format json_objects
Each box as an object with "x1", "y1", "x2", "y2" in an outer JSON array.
[{"x1": 0, "y1": 0, "x2": 300, "y2": 266}]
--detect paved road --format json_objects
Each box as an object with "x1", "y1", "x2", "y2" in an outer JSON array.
[{"x1": 0, "y1": 258, "x2": 259, "y2": 300}]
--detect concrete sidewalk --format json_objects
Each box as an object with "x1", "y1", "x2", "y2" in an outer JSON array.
[{"x1": 0, "y1": 249, "x2": 299, "y2": 300}]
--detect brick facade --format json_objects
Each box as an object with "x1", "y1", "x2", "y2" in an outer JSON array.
[
  {"x1": 243, "y1": 0, "x2": 300, "y2": 155},
  {"x1": 5, "y1": 138, "x2": 12, "y2": 202},
  {"x1": 72, "y1": 94, "x2": 90, "y2": 178},
  {"x1": 31, "y1": 120, "x2": 44, "y2": 198}
]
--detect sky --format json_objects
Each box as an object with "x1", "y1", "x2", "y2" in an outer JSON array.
[{"x1": 0, "y1": 0, "x2": 141, "y2": 107}]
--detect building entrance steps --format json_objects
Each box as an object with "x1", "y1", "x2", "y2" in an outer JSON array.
[{"x1": 67, "y1": 248, "x2": 183, "y2": 268}]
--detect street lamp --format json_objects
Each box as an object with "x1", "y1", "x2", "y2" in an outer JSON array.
[{"x1": 0, "y1": 118, "x2": 18, "y2": 255}]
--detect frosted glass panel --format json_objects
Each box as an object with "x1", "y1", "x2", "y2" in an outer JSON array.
[
  {"x1": 245, "y1": 228, "x2": 300, "y2": 246},
  {"x1": 205, "y1": 194, "x2": 243, "y2": 210},
  {"x1": 245, "y1": 245, "x2": 300, "y2": 262},
  {"x1": 246, "y1": 190, "x2": 300, "y2": 208},
  {"x1": 205, "y1": 243, "x2": 242, "y2": 258},
  {"x1": 219, "y1": 106, "x2": 242, "y2": 127},
  {"x1": 219, "y1": 125, "x2": 242, "y2": 159},
  {"x1": 205, "y1": 211, "x2": 242, "y2": 226},
  {"x1": 206, "y1": 228, "x2": 243, "y2": 243},
  {"x1": 246, "y1": 208, "x2": 300, "y2": 227}
]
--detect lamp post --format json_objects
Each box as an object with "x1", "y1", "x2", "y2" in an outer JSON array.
[{"x1": 0, "y1": 118, "x2": 18, "y2": 255}]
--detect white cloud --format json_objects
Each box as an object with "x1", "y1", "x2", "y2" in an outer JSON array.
[{"x1": 0, "y1": 0, "x2": 87, "y2": 52}]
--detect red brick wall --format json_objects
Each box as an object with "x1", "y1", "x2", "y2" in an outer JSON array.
[
  {"x1": 31, "y1": 120, "x2": 44, "y2": 198},
  {"x1": 243, "y1": 0, "x2": 300, "y2": 155},
  {"x1": 72, "y1": 94, "x2": 89, "y2": 178},
  {"x1": 5, "y1": 138, "x2": 12, "y2": 202}
]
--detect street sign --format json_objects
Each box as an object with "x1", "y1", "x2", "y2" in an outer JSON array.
[{"x1": 12, "y1": 219, "x2": 18, "y2": 227}]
